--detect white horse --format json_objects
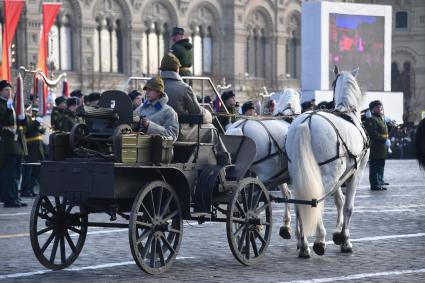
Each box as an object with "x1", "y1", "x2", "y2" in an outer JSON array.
[
  {"x1": 285, "y1": 67, "x2": 369, "y2": 258},
  {"x1": 226, "y1": 88, "x2": 301, "y2": 238}
]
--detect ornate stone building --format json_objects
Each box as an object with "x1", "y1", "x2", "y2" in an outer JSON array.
[{"x1": 1, "y1": 0, "x2": 423, "y2": 123}]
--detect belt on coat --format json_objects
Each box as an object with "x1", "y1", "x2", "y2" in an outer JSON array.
[{"x1": 26, "y1": 135, "x2": 43, "y2": 143}]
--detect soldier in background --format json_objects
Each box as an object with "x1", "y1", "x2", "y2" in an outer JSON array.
[
  {"x1": 218, "y1": 90, "x2": 238, "y2": 130},
  {"x1": 241, "y1": 101, "x2": 257, "y2": 116},
  {"x1": 51, "y1": 96, "x2": 67, "y2": 131},
  {"x1": 0, "y1": 80, "x2": 28, "y2": 207},
  {"x1": 21, "y1": 106, "x2": 45, "y2": 197},
  {"x1": 128, "y1": 90, "x2": 143, "y2": 111},
  {"x1": 170, "y1": 27, "x2": 193, "y2": 77},
  {"x1": 70, "y1": 89, "x2": 84, "y2": 106},
  {"x1": 57, "y1": 97, "x2": 80, "y2": 132}
]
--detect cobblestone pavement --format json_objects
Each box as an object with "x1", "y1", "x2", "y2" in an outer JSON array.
[{"x1": 0, "y1": 160, "x2": 424, "y2": 283}]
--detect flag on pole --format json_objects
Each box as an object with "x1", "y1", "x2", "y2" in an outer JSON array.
[
  {"x1": 36, "y1": 2, "x2": 62, "y2": 75},
  {"x1": 0, "y1": 0, "x2": 24, "y2": 81}
]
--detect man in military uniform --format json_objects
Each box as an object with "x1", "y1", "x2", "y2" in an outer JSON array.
[
  {"x1": 170, "y1": 27, "x2": 193, "y2": 77},
  {"x1": 364, "y1": 100, "x2": 389, "y2": 191},
  {"x1": 0, "y1": 80, "x2": 28, "y2": 207},
  {"x1": 138, "y1": 76, "x2": 179, "y2": 141},
  {"x1": 21, "y1": 107, "x2": 45, "y2": 197},
  {"x1": 56, "y1": 97, "x2": 80, "y2": 132},
  {"x1": 217, "y1": 90, "x2": 238, "y2": 130},
  {"x1": 241, "y1": 101, "x2": 257, "y2": 116},
  {"x1": 51, "y1": 96, "x2": 67, "y2": 131}
]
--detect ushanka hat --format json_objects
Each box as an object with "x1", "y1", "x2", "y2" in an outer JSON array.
[
  {"x1": 242, "y1": 101, "x2": 255, "y2": 114},
  {"x1": 221, "y1": 91, "x2": 235, "y2": 102},
  {"x1": 160, "y1": 53, "x2": 181, "y2": 71},
  {"x1": 55, "y1": 96, "x2": 67, "y2": 106},
  {"x1": 143, "y1": 76, "x2": 164, "y2": 95}
]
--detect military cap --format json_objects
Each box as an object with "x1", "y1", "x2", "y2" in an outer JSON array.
[
  {"x1": 369, "y1": 100, "x2": 383, "y2": 110},
  {"x1": 128, "y1": 90, "x2": 142, "y2": 101},
  {"x1": 171, "y1": 27, "x2": 184, "y2": 36},
  {"x1": 143, "y1": 76, "x2": 164, "y2": 95},
  {"x1": 301, "y1": 101, "x2": 314, "y2": 111},
  {"x1": 0, "y1": 80, "x2": 12, "y2": 91},
  {"x1": 70, "y1": 89, "x2": 83, "y2": 98},
  {"x1": 55, "y1": 96, "x2": 67, "y2": 106},
  {"x1": 160, "y1": 53, "x2": 181, "y2": 71},
  {"x1": 67, "y1": 97, "x2": 80, "y2": 108},
  {"x1": 88, "y1": 92, "x2": 101, "y2": 102},
  {"x1": 221, "y1": 91, "x2": 235, "y2": 102},
  {"x1": 242, "y1": 101, "x2": 255, "y2": 115}
]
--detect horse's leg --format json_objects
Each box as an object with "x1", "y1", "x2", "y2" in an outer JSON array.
[
  {"x1": 313, "y1": 217, "x2": 326, "y2": 256},
  {"x1": 279, "y1": 183, "x2": 292, "y2": 239},
  {"x1": 332, "y1": 187, "x2": 345, "y2": 245},
  {"x1": 296, "y1": 205, "x2": 310, "y2": 258}
]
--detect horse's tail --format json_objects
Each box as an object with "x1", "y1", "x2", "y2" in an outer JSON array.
[
  {"x1": 415, "y1": 118, "x2": 425, "y2": 169},
  {"x1": 288, "y1": 122, "x2": 324, "y2": 236}
]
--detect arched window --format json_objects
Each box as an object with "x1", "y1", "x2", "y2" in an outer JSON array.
[
  {"x1": 395, "y1": 11, "x2": 408, "y2": 29},
  {"x1": 93, "y1": 17, "x2": 122, "y2": 73},
  {"x1": 245, "y1": 10, "x2": 269, "y2": 78},
  {"x1": 48, "y1": 15, "x2": 73, "y2": 71},
  {"x1": 286, "y1": 14, "x2": 300, "y2": 79},
  {"x1": 192, "y1": 26, "x2": 203, "y2": 76}
]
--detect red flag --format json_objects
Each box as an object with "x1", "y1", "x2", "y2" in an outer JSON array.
[
  {"x1": 36, "y1": 3, "x2": 62, "y2": 76},
  {"x1": 0, "y1": 0, "x2": 24, "y2": 81}
]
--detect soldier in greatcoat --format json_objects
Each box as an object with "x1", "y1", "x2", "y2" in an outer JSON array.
[
  {"x1": 364, "y1": 100, "x2": 390, "y2": 191},
  {"x1": 138, "y1": 76, "x2": 179, "y2": 142},
  {"x1": 51, "y1": 96, "x2": 67, "y2": 131},
  {"x1": 0, "y1": 80, "x2": 28, "y2": 207},
  {"x1": 56, "y1": 97, "x2": 80, "y2": 132}
]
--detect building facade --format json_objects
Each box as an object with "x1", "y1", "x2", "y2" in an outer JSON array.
[{"x1": 1, "y1": 0, "x2": 424, "y2": 123}]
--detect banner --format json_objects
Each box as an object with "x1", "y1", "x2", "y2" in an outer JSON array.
[
  {"x1": 36, "y1": 2, "x2": 62, "y2": 75},
  {"x1": 0, "y1": 0, "x2": 24, "y2": 81}
]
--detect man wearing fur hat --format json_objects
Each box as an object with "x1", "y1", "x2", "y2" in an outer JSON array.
[
  {"x1": 51, "y1": 96, "x2": 67, "y2": 131},
  {"x1": 56, "y1": 97, "x2": 80, "y2": 132},
  {"x1": 364, "y1": 100, "x2": 389, "y2": 191},
  {"x1": 0, "y1": 80, "x2": 28, "y2": 207},
  {"x1": 170, "y1": 27, "x2": 193, "y2": 77},
  {"x1": 139, "y1": 76, "x2": 179, "y2": 141},
  {"x1": 218, "y1": 90, "x2": 238, "y2": 130}
]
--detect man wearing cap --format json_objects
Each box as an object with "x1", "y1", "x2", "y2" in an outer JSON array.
[
  {"x1": 301, "y1": 100, "x2": 315, "y2": 113},
  {"x1": 242, "y1": 101, "x2": 257, "y2": 116},
  {"x1": 170, "y1": 27, "x2": 193, "y2": 77},
  {"x1": 218, "y1": 90, "x2": 238, "y2": 130},
  {"x1": 128, "y1": 90, "x2": 143, "y2": 111},
  {"x1": 87, "y1": 92, "x2": 101, "y2": 107},
  {"x1": 70, "y1": 89, "x2": 84, "y2": 106},
  {"x1": 139, "y1": 76, "x2": 179, "y2": 141},
  {"x1": 0, "y1": 80, "x2": 28, "y2": 207},
  {"x1": 51, "y1": 96, "x2": 67, "y2": 131},
  {"x1": 57, "y1": 97, "x2": 80, "y2": 132},
  {"x1": 364, "y1": 100, "x2": 389, "y2": 191}
]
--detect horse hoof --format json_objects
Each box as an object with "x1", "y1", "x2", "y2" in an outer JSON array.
[
  {"x1": 279, "y1": 226, "x2": 291, "y2": 239},
  {"x1": 341, "y1": 245, "x2": 353, "y2": 253},
  {"x1": 313, "y1": 242, "x2": 325, "y2": 256},
  {"x1": 333, "y1": 232, "x2": 343, "y2": 245},
  {"x1": 298, "y1": 250, "x2": 311, "y2": 258}
]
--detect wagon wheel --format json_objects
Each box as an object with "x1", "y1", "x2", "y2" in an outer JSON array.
[
  {"x1": 226, "y1": 177, "x2": 272, "y2": 265},
  {"x1": 30, "y1": 196, "x2": 88, "y2": 270},
  {"x1": 129, "y1": 181, "x2": 183, "y2": 275},
  {"x1": 69, "y1": 123, "x2": 89, "y2": 150}
]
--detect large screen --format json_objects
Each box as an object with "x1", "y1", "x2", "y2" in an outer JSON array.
[{"x1": 329, "y1": 13, "x2": 385, "y2": 91}]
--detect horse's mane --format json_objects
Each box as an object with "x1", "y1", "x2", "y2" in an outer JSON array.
[
  {"x1": 273, "y1": 89, "x2": 301, "y2": 116},
  {"x1": 334, "y1": 71, "x2": 362, "y2": 113},
  {"x1": 415, "y1": 118, "x2": 425, "y2": 170}
]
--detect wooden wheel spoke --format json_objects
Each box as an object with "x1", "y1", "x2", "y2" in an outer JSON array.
[
  {"x1": 253, "y1": 229, "x2": 267, "y2": 246},
  {"x1": 235, "y1": 201, "x2": 246, "y2": 217},
  {"x1": 250, "y1": 232, "x2": 259, "y2": 257},
  {"x1": 248, "y1": 185, "x2": 254, "y2": 210},
  {"x1": 136, "y1": 221, "x2": 153, "y2": 229},
  {"x1": 163, "y1": 210, "x2": 179, "y2": 222},
  {"x1": 60, "y1": 235, "x2": 66, "y2": 264},
  {"x1": 157, "y1": 239, "x2": 166, "y2": 266},
  {"x1": 136, "y1": 229, "x2": 151, "y2": 245},
  {"x1": 42, "y1": 197, "x2": 55, "y2": 213},
  {"x1": 160, "y1": 234, "x2": 176, "y2": 255},
  {"x1": 68, "y1": 226, "x2": 82, "y2": 235},
  {"x1": 64, "y1": 231, "x2": 77, "y2": 253},
  {"x1": 150, "y1": 238, "x2": 157, "y2": 268},
  {"x1": 241, "y1": 190, "x2": 248, "y2": 212},
  {"x1": 168, "y1": 228, "x2": 181, "y2": 235},
  {"x1": 233, "y1": 223, "x2": 246, "y2": 237},
  {"x1": 237, "y1": 227, "x2": 247, "y2": 252},
  {"x1": 54, "y1": 197, "x2": 62, "y2": 212},
  {"x1": 254, "y1": 202, "x2": 270, "y2": 215},
  {"x1": 140, "y1": 234, "x2": 153, "y2": 259},
  {"x1": 37, "y1": 226, "x2": 53, "y2": 236},
  {"x1": 245, "y1": 230, "x2": 250, "y2": 259},
  {"x1": 156, "y1": 187, "x2": 164, "y2": 216},
  {"x1": 41, "y1": 231, "x2": 56, "y2": 253},
  {"x1": 38, "y1": 212, "x2": 53, "y2": 221},
  {"x1": 159, "y1": 194, "x2": 173, "y2": 218},
  {"x1": 50, "y1": 236, "x2": 60, "y2": 263},
  {"x1": 149, "y1": 190, "x2": 156, "y2": 217},
  {"x1": 140, "y1": 203, "x2": 154, "y2": 222},
  {"x1": 252, "y1": 189, "x2": 263, "y2": 210},
  {"x1": 65, "y1": 205, "x2": 74, "y2": 215}
]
